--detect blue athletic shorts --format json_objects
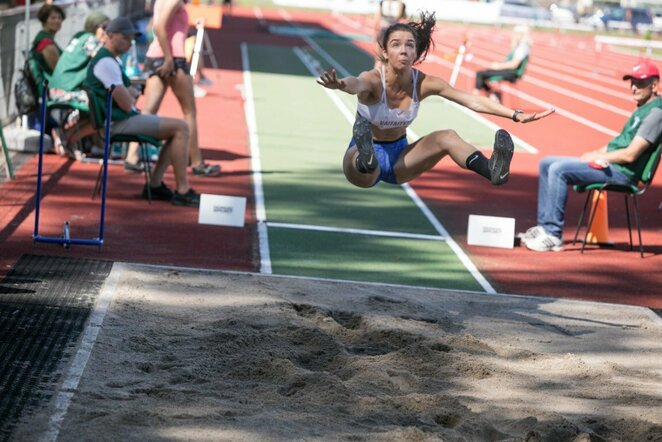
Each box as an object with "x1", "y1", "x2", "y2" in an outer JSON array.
[{"x1": 347, "y1": 135, "x2": 409, "y2": 185}]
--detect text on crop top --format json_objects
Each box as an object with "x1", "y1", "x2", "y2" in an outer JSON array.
[{"x1": 356, "y1": 66, "x2": 420, "y2": 130}]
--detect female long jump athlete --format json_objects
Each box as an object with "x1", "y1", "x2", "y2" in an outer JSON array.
[{"x1": 317, "y1": 12, "x2": 554, "y2": 189}]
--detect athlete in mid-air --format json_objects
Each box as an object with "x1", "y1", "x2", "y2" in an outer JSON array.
[{"x1": 317, "y1": 12, "x2": 554, "y2": 189}]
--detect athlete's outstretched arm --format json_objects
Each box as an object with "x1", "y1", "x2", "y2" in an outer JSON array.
[
  {"x1": 421, "y1": 73, "x2": 554, "y2": 123},
  {"x1": 317, "y1": 68, "x2": 373, "y2": 97}
]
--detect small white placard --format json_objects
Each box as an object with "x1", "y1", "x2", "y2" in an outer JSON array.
[
  {"x1": 467, "y1": 215, "x2": 515, "y2": 249},
  {"x1": 198, "y1": 194, "x2": 246, "y2": 227}
]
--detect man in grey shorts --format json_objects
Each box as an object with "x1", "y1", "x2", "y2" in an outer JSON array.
[
  {"x1": 83, "y1": 16, "x2": 199, "y2": 207},
  {"x1": 521, "y1": 60, "x2": 661, "y2": 252}
]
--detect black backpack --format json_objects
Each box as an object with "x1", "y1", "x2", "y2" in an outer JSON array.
[{"x1": 14, "y1": 57, "x2": 39, "y2": 115}]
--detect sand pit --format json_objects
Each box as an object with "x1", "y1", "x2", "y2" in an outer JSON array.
[{"x1": 15, "y1": 264, "x2": 662, "y2": 441}]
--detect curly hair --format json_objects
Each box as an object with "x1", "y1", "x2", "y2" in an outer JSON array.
[
  {"x1": 378, "y1": 11, "x2": 436, "y2": 65},
  {"x1": 37, "y1": 4, "x2": 66, "y2": 24}
]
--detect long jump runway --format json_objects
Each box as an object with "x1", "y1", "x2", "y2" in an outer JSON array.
[
  {"x1": 2, "y1": 257, "x2": 661, "y2": 440},
  {"x1": 2, "y1": 6, "x2": 662, "y2": 440}
]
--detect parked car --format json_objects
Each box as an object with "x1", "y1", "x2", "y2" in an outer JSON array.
[
  {"x1": 585, "y1": 7, "x2": 653, "y2": 32},
  {"x1": 549, "y1": 3, "x2": 576, "y2": 24},
  {"x1": 654, "y1": 10, "x2": 662, "y2": 31},
  {"x1": 499, "y1": 0, "x2": 552, "y2": 21}
]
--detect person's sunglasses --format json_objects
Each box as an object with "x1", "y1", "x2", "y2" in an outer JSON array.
[{"x1": 631, "y1": 78, "x2": 657, "y2": 89}]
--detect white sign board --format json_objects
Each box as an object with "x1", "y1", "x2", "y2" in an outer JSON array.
[
  {"x1": 198, "y1": 194, "x2": 246, "y2": 227},
  {"x1": 467, "y1": 215, "x2": 515, "y2": 249}
]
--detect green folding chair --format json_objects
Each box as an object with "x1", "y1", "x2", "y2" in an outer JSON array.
[
  {"x1": 488, "y1": 56, "x2": 528, "y2": 106},
  {"x1": 572, "y1": 142, "x2": 662, "y2": 258}
]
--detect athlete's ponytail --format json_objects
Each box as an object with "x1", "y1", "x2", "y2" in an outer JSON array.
[{"x1": 379, "y1": 11, "x2": 436, "y2": 64}]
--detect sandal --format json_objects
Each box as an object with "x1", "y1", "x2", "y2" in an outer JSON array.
[{"x1": 191, "y1": 162, "x2": 221, "y2": 177}]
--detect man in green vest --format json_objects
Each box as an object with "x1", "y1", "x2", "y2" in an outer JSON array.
[
  {"x1": 84, "y1": 17, "x2": 199, "y2": 207},
  {"x1": 50, "y1": 11, "x2": 110, "y2": 103},
  {"x1": 521, "y1": 60, "x2": 661, "y2": 252}
]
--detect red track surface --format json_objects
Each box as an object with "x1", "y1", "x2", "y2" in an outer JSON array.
[{"x1": 1, "y1": 7, "x2": 660, "y2": 308}]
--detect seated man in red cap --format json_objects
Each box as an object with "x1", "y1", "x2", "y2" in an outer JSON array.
[{"x1": 521, "y1": 60, "x2": 661, "y2": 252}]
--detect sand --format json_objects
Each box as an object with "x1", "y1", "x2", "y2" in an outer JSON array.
[{"x1": 14, "y1": 263, "x2": 662, "y2": 441}]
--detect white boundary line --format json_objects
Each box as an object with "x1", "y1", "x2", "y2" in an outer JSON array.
[
  {"x1": 241, "y1": 41, "x2": 272, "y2": 274},
  {"x1": 268, "y1": 221, "x2": 445, "y2": 241},
  {"x1": 41, "y1": 263, "x2": 124, "y2": 442},
  {"x1": 293, "y1": 45, "x2": 497, "y2": 294}
]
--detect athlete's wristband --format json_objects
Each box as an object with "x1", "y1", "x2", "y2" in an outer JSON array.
[{"x1": 512, "y1": 109, "x2": 523, "y2": 122}]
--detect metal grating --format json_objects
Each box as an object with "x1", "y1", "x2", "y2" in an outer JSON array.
[{"x1": 0, "y1": 254, "x2": 112, "y2": 441}]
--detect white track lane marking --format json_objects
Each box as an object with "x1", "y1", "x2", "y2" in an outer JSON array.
[
  {"x1": 268, "y1": 221, "x2": 445, "y2": 241},
  {"x1": 42, "y1": 263, "x2": 124, "y2": 442},
  {"x1": 242, "y1": 41, "x2": 272, "y2": 274}
]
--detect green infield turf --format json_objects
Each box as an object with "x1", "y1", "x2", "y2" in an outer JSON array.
[{"x1": 245, "y1": 37, "x2": 504, "y2": 292}]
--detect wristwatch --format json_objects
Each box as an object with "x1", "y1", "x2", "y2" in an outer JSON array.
[{"x1": 512, "y1": 109, "x2": 524, "y2": 122}]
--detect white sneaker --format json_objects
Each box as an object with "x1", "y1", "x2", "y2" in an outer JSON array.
[
  {"x1": 518, "y1": 225, "x2": 545, "y2": 244},
  {"x1": 194, "y1": 85, "x2": 207, "y2": 98},
  {"x1": 525, "y1": 232, "x2": 564, "y2": 252}
]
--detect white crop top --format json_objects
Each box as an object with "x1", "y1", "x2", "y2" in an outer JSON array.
[{"x1": 356, "y1": 66, "x2": 420, "y2": 130}]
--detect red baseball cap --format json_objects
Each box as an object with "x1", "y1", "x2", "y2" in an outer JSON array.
[{"x1": 622, "y1": 60, "x2": 660, "y2": 80}]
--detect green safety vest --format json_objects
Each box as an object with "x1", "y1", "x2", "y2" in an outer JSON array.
[
  {"x1": 50, "y1": 31, "x2": 100, "y2": 92},
  {"x1": 30, "y1": 30, "x2": 62, "y2": 95},
  {"x1": 84, "y1": 46, "x2": 138, "y2": 122},
  {"x1": 30, "y1": 30, "x2": 62, "y2": 76},
  {"x1": 607, "y1": 96, "x2": 662, "y2": 182}
]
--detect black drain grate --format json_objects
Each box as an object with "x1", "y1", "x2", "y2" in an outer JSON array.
[{"x1": 0, "y1": 254, "x2": 112, "y2": 441}]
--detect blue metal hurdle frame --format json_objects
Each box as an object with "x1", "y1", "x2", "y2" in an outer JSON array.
[{"x1": 33, "y1": 83, "x2": 116, "y2": 249}]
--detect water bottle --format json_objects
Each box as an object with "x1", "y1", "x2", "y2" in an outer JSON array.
[{"x1": 124, "y1": 39, "x2": 142, "y2": 78}]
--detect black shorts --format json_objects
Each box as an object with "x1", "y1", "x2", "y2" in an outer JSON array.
[{"x1": 143, "y1": 57, "x2": 190, "y2": 78}]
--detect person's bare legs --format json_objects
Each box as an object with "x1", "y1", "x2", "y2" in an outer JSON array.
[
  {"x1": 343, "y1": 146, "x2": 380, "y2": 188},
  {"x1": 126, "y1": 75, "x2": 169, "y2": 164},
  {"x1": 168, "y1": 70, "x2": 203, "y2": 167},
  {"x1": 394, "y1": 130, "x2": 477, "y2": 183},
  {"x1": 395, "y1": 129, "x2": 513, "y2": 185},
  {"x1": 342, "y1": 128, "x2": 513, "y2": 188},
  {"x1": 343, "y1": 129, "x2": 476, "y2": 187},
  {"x1": 142, "y1": 74, "x2": 168, "y2": 113},
  {"x1": 149, "y1": 117, "x2": 191, "y2": 194}
]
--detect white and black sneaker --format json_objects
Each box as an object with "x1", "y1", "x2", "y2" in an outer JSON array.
[
  {"x1": 525, "y1": 232, "x2": 564, "y2": 252},
  {"x1": 489, "y1": 129, "x2": 514, "y2": 186},
  {"x1": 517, "y1": 225, "x2": 546, "y2": 245},
  {"x1": 353, "y1": 114, "x2": 377, "y2": 173}
]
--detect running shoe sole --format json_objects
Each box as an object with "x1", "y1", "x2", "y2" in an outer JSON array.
[
  {"x1": 489, "y1": 129, "x2": 514, "y2": 186},
  {"x1": 353, "y1": 114, "x2": 377, "y2": 173}
]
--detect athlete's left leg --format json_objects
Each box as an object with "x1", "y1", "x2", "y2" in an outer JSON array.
[{"x1": 392, "y1": 129, "x2": 513, "y2": 185}]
